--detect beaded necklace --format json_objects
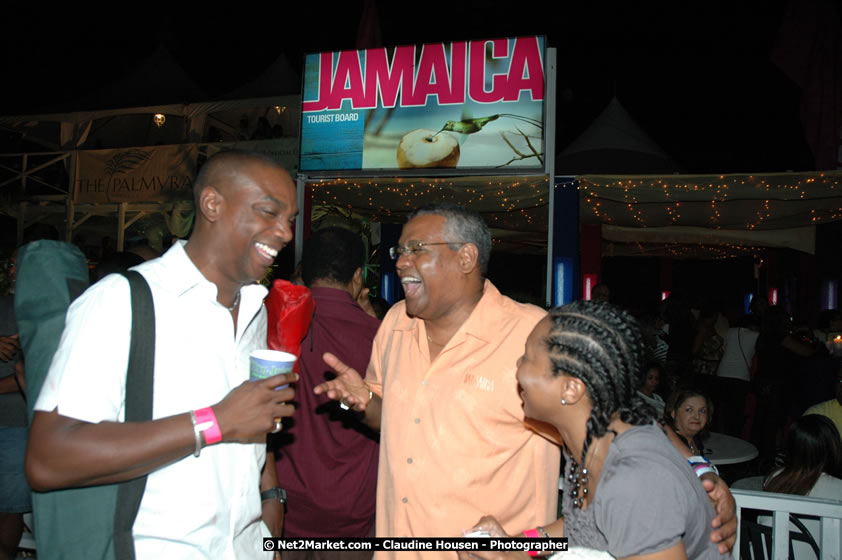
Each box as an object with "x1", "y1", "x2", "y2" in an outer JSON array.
[{"x1": 566, "y1": 432, "x2": 612, "y2": 509}]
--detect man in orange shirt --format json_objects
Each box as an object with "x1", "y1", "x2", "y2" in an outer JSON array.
[
  {"x1": 316, "y1": 204, "x2": 736, "y2": 559},
  {"x1": 316, "y1": 205, "x2": 556, "y2": 558}
]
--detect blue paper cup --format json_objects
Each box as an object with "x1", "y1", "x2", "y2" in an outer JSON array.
[{"x1": 249, "y1": 349, "x2": 295, "y2": 389}]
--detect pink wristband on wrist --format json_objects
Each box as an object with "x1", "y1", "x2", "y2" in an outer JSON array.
[
  {"x1": 522, "y1": 529, "x2": 541, "y2": 557},
  {"x1": 194, "y1": 407, "x2": 222, "y2": 445},
  {"x1": 523, "y1": 529, "x2": 541, "y2": 538}
]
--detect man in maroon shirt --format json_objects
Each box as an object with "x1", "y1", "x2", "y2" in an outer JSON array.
[{"x1": 275, "y1": 227, "x2": 380, "y2": 556}]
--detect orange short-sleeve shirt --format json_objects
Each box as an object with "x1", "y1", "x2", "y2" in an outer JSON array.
[{"x1": 366, "y1": 280, "x2": 560, "y2": 559}]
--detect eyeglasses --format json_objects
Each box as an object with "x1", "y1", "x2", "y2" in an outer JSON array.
[{"x1": 389, "y1": 241, "x2": 463, "y2": 260}]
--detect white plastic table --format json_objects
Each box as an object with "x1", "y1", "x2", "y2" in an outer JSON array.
[{"x1": 703, "y1": 431, "x2": 759, "y2": 465}]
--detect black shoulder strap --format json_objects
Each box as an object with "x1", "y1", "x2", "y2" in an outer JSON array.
[{"x1": 114, "y1": 270, "x2": 156, "y2": 560}]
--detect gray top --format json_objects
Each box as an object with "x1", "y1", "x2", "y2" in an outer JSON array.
[
  {"x1": 0, "y1": 295, "x2": 26, "y2": 426},
  {"x1": 563, "y1": 423, "x2": 726, "y2": 559}
]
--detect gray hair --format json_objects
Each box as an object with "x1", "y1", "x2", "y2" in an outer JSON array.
[{"x1": 408, "y1": 203, "x2": 492, "y2": 275}]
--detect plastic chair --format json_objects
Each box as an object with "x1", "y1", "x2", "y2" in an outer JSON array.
[
  {"x1": 731, "y1": 489, "x2": 842, "y2": 560},
  {"x1": 740, "y1": 514, "x2": 820, "y2": 560}
]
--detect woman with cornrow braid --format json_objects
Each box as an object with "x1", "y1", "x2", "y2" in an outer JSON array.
[{"x1": 463, "y1": 301, "x2": 733, "y2": 560}]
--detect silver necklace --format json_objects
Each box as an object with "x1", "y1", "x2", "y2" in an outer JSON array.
[
  {"x1": 225, "y1": 290, "x2": 241, "y2": 311},
  {"x1": 426, "y1": 333, "x2": 445, "y2": 346}
]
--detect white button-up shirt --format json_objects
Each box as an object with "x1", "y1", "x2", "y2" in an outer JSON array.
[{"x1": 36, "y1": 241, "x2": 271, "y2": 558}]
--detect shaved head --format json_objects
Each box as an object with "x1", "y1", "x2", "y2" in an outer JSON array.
[
  {"x1": 193, "y1": 150, "x2": 289, "y2": 207},
  {"x1": 186, "y1": 149, "x2": 297, "y2": 294}
]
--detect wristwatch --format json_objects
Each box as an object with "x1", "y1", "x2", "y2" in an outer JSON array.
[{"x1": 260, "y1": 487, "x2": 287, "y2": 505}]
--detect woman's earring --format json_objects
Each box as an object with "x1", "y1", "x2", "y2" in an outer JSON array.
[{"x1": 561, "y1": 399, "x2": 567, "y2": 405}]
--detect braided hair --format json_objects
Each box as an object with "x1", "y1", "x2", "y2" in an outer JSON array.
[{"x1": 545, "y1": 300, "x2": 654, "y2": 466}]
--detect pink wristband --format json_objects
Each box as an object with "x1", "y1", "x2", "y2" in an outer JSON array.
[
  {"x1": 522, "y1": 529, "x2": 541, "y2": 557},
  {"x1": 194, "y1": 407, "x2": 222, "y2": 445},
  {"x1": 523, "y1": 529, "x2": 541, "y2": 538}
]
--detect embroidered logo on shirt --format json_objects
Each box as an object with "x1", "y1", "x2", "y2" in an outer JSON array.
[{"x1": 464, "y1": 374, "x2": 495, "y2": 392}]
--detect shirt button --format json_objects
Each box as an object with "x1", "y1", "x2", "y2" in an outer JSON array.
[
  {"x1": 402, "y1": 497, "x2": 408, "y2": 504},
  {"x1": 414, "y1": 418, "x2": 421, "y2": 424},
  {"x1": 407, "y1": 458, "x2": 413, "y2": 464}
]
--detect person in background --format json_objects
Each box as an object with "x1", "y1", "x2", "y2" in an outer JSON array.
[
  {"x1": 0, "y1": 249, "x2": 28, "y2": 560},
  {"x1": 637, "y1": 361, "x2": 666, "y2": 418},
  {"x1": 663, "y1": 389, "x2": 714, "y2": 459},
  {"x1": 640, "y1": 314, "x2": 669, "y2": 367},
  {"x1": 764, "y1": 414, "x2": 842, "y2": 497},
  {"x1": 761, "y1": 415, "x2": 842, "y2": 560},
  {"x1": 367, "y1": 296, "x2": 391, "y2": 320},
  {"x1": 752, "y1": 306, "x2": 821, "y2": 467},
  {"x1": 689, "y1": 304, "x2": 724, "y2": 395},
  {"x1": 591, "y1": 283, "x2": 610, "y2": 303},
  {"x1": 661, "y1": 294, "x2": 696, "y2": 392},
  {"x1": 90, "y1": 252, "x2": 145, "y2": 283},
  {"x1": 712, "y1": 313, "x2": 758, "y2": 436},
  {"x1": 274, "y1": 226, "x2": 381, "y2": 558},
  {"x1": 808, "y1": 310, "x2": 842, "y2": 408},
  {"x1": 125, "y1": 241, "x2": 161, "y2": 263}
]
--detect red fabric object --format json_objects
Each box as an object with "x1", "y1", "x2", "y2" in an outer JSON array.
[{"x1": 265, "y1": 279, "x2": 315, "y2": 374}]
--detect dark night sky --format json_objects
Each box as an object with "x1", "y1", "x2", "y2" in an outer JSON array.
[{"x1": 0, "y1": 1, "x2": 820, "y2": 173}]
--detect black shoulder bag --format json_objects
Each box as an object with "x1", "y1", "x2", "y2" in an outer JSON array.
[{"x1": 113, "y1": 270, "x2": 156, "y2": 560}]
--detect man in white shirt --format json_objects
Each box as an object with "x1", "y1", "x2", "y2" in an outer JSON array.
[
  {"x1": 713, "y1": 321, "x2": 759, "y2": 435},
  {"x1": 26, "y1": 150, "x2": 298, "y2": 558}
]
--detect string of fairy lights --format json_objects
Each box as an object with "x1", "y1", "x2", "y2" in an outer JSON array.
[
  {"x1": 309, "y1": 172, "x2": 842, "y2": 228},
  {"x1": 305, "y1": 170, "x2": 842, "y2": 259},
  {"x1": 579, "y1": 171, "x2": 842, "y2": 230},
  {"x1": 308, "y1": 175, "x2": 550, "y2": 228},
  {"x1": 604, "y1": 241, "x2": 767, "y2": 260}
]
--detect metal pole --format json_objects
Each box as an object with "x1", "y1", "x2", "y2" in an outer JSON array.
[
  {"x1": 544, "y1": 47, "x2": 557, "y2": 308},
  {"x1": 295, "y1": 176, "x2": 305, "y2": 265}
]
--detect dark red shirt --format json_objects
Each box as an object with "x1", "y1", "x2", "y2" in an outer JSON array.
[{"x1": 275, "y1": 287, "x2": 381, "y2": 537}]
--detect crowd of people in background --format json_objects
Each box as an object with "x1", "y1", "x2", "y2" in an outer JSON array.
[
  {"x1": 614, "y1": 283, "x2": 842, "y2": 559},
  {"x1": 0, "y1": 152, "x2": 840, "y2": 558},
  {"x1": 629, "y1": 287, "x2": 838, "y2": 475}
]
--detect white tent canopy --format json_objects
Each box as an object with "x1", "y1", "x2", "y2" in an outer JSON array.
[
  {"x1": 552, "y1": 97, "x2": 840, "y2": 258},
  {"x1": 556, "y1": 96, "x2": 683, "y2": 175},
  {"x1": 579, "y1": 171, "x2": 842, "y2": 256}
]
